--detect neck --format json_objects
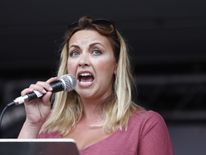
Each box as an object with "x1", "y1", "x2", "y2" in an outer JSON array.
[
  {"x1": 81, "y1": 98, "x2": 104, "y2": 122},
  {"x1": 80, "y1": 93, "x2": 113, "y2": 125}
]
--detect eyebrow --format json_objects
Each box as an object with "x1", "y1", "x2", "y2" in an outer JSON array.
[
  {"x1": 69, "y1": 42, "x2": 105, "y2": 49},
  {"x1": 89, "y1": 42, "x2": 105, "y2": 48},
  {"x1": 68, "y1": 45, "x2": 80, "y2": 51}
]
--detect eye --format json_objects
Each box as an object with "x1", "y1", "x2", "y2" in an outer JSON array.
[
  {"x1": 69, "y1": 50, "x2": 80, "y2": 57},
  {"x1": 92, "y1": 49, "x2": 102, "y2": 56}
]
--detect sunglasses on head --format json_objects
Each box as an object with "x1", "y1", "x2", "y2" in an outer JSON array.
[{"x1": 67, "y1": 19, "x2": 115, "y2": 29}]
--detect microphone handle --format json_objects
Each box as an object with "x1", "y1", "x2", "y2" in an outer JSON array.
[
  {"x1": 14, "y1": 80, "x2": 64, "y2": 104},
  {"x1": 49, "y1": 80, "x2": 65, "y2": 93},
  {"x1": 27, "y1": 80, "x2": 65, "y2": 101},
  {"x1": 14, "y1": 90, "x2": 43, "y2": 104}
]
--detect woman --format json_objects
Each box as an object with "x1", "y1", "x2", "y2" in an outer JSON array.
[{"x1": 18, "y1": 16, "x2": 174, "y2": 155}]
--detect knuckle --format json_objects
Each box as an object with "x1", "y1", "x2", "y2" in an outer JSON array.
[
  {"x1": 30, "y1": 84, "x2": 35, "y2": 87},
  {"x1": 36, "y1": 81, "x2": 43, "y2": 85}
]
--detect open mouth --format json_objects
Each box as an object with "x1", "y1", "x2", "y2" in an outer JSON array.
[{"x1": 77, "y1": 72, "x2": 94, "y2": 87}]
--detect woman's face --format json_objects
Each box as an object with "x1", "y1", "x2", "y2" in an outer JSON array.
[{"x1": 67, "y1": 30, "x2": 117, "y2": 101}]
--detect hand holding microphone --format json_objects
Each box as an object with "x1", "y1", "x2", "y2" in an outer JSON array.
[
  {"x1": 0, "y1": 74, "x2": 77, "y2": 132},
  {"x1": 17, "y1": 74, "x2": 76, "y2": 127},
  {"x1": 14, "y1": 74, "x2": 76, "y2": 105}
]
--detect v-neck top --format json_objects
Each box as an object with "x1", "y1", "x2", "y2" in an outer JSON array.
[{"x1": 38, "y1": 110, "x2": 174, "y2": 155}]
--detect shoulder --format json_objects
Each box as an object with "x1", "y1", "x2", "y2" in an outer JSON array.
[
  {"x1": 128, "y1": 109, "x2": 174, "y2": 155},
  {"x1": 128, "y1": 109, "x2": 168, "y2": 136},
  {"x1": 130, "y1": 109, "x2": 165, "y2": 125}
]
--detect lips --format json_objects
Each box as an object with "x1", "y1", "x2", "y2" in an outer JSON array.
[{"x1": 77, "y1": 71, "x2": 94, "y2": 88}]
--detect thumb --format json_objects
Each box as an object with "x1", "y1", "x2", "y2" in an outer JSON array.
[{"x1": 42, "y1": 91, "x2": 52, "y2": 104}]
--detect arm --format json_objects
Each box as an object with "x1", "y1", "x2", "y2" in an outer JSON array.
[
  {"x1": 18, "y1": 120, "x2": 44, "y2": 138},
  {"x1": 18, "y1": 77, "x2": 57, "y2": 138},
  {"x1": 138, "y1": 112, "x2": 174, "y2": 155}
]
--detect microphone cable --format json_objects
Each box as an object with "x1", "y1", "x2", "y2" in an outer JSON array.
[{"x1": 0, "y1": 102, "x2": 15, "y2": 131}]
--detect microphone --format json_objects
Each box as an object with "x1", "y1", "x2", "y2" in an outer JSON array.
[{"x1": 12, "y1": 74, "x2": 76, "y2": 105}]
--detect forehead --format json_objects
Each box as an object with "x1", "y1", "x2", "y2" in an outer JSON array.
[{"x1": 68, "y1": 30, "x2": 111, "y2": 47}]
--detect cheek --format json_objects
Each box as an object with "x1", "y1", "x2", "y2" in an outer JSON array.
[
  {"x1": 67, "y1": 60, "x2": 76, "y2": 74},
  {"x1": 96, "y1": 59, "x2": 116, "y2": 76}
]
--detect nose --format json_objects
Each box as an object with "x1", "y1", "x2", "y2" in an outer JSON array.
[{"x1": 78, "y1": 53, "x2": 90, "y2": 67}]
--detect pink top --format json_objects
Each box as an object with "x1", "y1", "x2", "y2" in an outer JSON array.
[{"x1": 39, "y1": 110, "x2": 174, "y2": 155}]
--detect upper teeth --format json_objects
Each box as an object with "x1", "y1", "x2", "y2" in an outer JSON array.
[{"x1": 80, "y1": 73, "x2": 92, "y2": 76}]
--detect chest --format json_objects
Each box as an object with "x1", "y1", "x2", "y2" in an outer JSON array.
[
  {"x1": 65, "y1": 126, "x2": 111, "y2": 150},
  {"x1": 79, "y1": 129, "x2": 139, "y2": 155}
]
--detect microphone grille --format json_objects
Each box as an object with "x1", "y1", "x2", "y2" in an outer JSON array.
[{"x1": 60, "y1": 74, "x2": 76, "y2": 92}]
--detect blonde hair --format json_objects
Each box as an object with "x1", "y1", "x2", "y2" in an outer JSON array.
[{"x1": 41, "y1": 16, "x2": 137, "y2": 135}]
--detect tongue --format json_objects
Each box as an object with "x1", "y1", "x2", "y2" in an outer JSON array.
[
  {"x1": 79, "y1": 76, "x2": 94, "y2": 87},
  {"x1": 80, "y1": 76, "x2": 93, "y2": 82}
]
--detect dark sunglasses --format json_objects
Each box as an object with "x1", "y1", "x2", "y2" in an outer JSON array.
[{"x1": 67, "y1": 19, "x2": 116, "y2": 29}]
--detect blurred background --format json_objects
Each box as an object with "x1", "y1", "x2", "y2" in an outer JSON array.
[{"x1": 0, "y1": 0, "x2": 206, "y2": 154}]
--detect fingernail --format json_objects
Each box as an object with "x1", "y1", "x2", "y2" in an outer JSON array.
[{"x1": 49, "y1": 87, "x2": 53, "y2": 91}]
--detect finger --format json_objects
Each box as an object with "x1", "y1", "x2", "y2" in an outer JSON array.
[
  {"x1": 29, "y1": 83, "x2": 47, "y2": 94},
  {"x1": 46, "y1": 77, "x2": 58, "y2": 84},
  {"x1": 21, "y1": 88, "x2": 34, "y2": 96},
  {"x1": 36, "y1": 81, "x2": 52, "y2": 92},
  {"x1": 42, "y1": 91, "x2": 53, "y2": 104}
]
